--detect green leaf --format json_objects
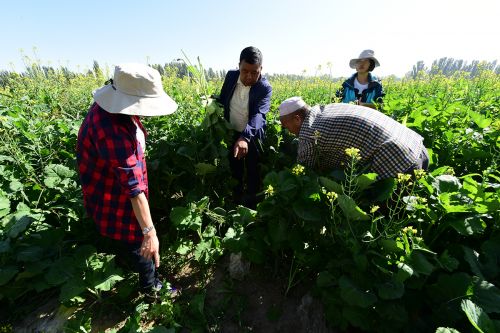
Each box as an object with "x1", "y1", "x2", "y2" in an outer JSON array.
[
  {"x1": 194, "y1": 162, "x2": 217, "y2": 176},
  {"x1": 461, "y1": 299, "x2": 494, "y2": 333},
  {"x1": 16, "y1": 260, "x2": 51, "y2": 280},
  {"x1": 0, "y1": 195, "x2": 10, "y2": 218},
  {"x1": 317, "y1": 271, "x2": 336, "y2": 288},
  {"x1": 231, "y1": 206, "x2": 256, "y2": 226},
  {"x1": 94, "y1": 274, "x2": 124, "y2": 292},
  {"x1": 293, "y1": 201, "x2": 321, "y2": 221},
  {"x1": 43, "y1": 164, "x2": 75, "y2": 189},
  {"x1": 463, "y1": 246, "x2": 485, "y2": 280},
  {"x1": 468, "y1": 110, "x2": 492, "y2": 129},
  {"x1": 9, "y1": 180, "x2": 23, "y2": 192},
  {"x1": 147, "y1": 327, "x2": 176, "y2": 333},
  {"x1": 435, "y1": 328, "x2": 461, "y2": 333},
  {"x1": 175, "y1": 240, "x2": 193, "y2": 255},
  {"x1": 379, "y1": 239, "x2": 404, "y2": 254},
  {"x1": 377, "y1": 279, "x2": 404, "y2": 300},
  {"x1": 433, "y1": 175, "x2": 462, "y2": 193},
  {"x1": 409, "y1": 252, "x2": 434, "y2": 276},
  {"x1": 355, "y1": 173, "x2": 378, "y2": 191},
  {"x1": 371, "y1": 177, "x2": 397, "y2": 202},
  {"x1": 437, "y1": 250, "x2": 459, "y2": 272},
  {"x1": 342, "y1": 306, "x2": 371, "y2": 330},
  {"x1": 472, "y1": 277, "x2": 500, "y2": 314},
  {"x1": 395, "y1": 262, "x2": 414, "y2": 282},
  {"x1": 17, "y1": 245, "x2": 44, "y2": 262},
  {"x1": 318, "y1": 176, "x2": 343, "y2": 193},
  {"x1": 337, "y1": 195, "x2": 369, "y2": 221},
  {"x1": 439, "y1": 193, "x2": 471, "y2": 213},
  {"x1": 59, "y1": 277, "x2": 87, "y2": 302},
  {"x1": 448, "y1": 215, "x2": 486, "y2": 236},
  {"x1": 45, "y1": 258, "x2": 74, "y2": 286},
  {"x1": 170, "y1": 207, "x2": 202, "y2": 231},
  {"x1": 0, "y1": 238, "x2": 11, "y2": 253},
  {"x1": 0, "y1": 266, "x2": 18, "y2": 286},
  {"x1": 7, "y1": 212, "x2": 37, "y2": 238},
  {"x1": 339, "y1": 275, "x2": 377, "y2": 308}
]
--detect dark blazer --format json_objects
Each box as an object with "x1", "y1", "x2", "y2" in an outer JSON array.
[{"x1": 218, "y1": 70, "x2": 272, "y2": 142}]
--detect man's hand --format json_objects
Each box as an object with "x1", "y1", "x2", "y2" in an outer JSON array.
[
  {"x1": 233, "y1": 138, "x2": 249, "y2": 159},
  {"x1": 140, "y1": 229, "x2": 160, "y2": 268}
]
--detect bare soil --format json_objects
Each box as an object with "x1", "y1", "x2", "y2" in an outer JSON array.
[{"x1": 11, "y1": 254, "x2": 339, "y2": 333}]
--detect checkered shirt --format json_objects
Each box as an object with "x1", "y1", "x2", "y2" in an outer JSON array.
[
  {"x1": 297, "y1": 104, "x2": 424, "y2": 179},
  {"x1": 76, "y1": 103, "x2": 148, "y2": 243}
]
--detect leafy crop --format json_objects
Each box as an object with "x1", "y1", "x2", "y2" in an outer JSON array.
[{"x1": 0, "y1": 63, "x2": 499, "y2": 332}]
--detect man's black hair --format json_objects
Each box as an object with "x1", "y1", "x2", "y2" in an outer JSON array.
[{"x1": 240, "y1": 46, "x2": 262, "y2": 65}]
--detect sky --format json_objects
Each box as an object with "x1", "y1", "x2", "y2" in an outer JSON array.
[{"x1": 1, "y1": 0, "x2": 499, "y2": 78}]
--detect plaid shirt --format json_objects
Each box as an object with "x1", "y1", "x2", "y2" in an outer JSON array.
[
  {"x1": 297, "y1": 104, "x2": 425, "y2": 179},
  {"x1": 77, "y1": 103, "x2": 148, "y2": 243}
]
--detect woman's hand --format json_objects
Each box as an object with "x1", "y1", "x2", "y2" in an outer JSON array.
[{"x1": 140, "y1": 229, "x2": 160, "y2": 267}]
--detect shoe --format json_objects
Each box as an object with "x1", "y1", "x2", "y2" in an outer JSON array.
[{"x1": 142, "y1": 280, "x2": 180, "y2": 303}]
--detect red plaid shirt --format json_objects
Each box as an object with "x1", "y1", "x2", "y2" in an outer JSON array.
[{"x1": 77, "y1": 103, "x2": 148, "y2": 243}]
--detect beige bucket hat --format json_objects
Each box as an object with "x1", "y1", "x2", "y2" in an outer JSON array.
[
  {"x1": 93, "y1": 63, "x2": 178, "y2": 117},
  {"x1": 349, "y1": 50, "x2": 380, "y2": 69}
]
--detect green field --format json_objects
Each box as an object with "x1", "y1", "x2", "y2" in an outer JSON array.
[{"x1": 0, "y1": 62, "x2": 499, "y2": 332}]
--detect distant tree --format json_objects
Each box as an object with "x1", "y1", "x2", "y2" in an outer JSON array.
[
  {"x1": 150, "y1": 63, "x2": 164, "y2": 76},
  {"x1": 206, "y1": 67, "x2": 216, "y2": 79},
  {"x1": 92, "y1": 60, "x2": 102, "y2": 77},
  {"x1": 408, "y1": 58, "x2": 499, "y2": 77},
  {"x1": 409, "y1": 60, "x2": 427, "y2": 79}
]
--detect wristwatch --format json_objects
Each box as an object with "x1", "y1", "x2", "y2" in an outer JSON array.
[{"x1": 142, "y1": 225, "x2": 155, "y2": 235}]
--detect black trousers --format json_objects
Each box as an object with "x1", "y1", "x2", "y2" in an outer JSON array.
[{"x1": 228, "y1": 133, "x2": 261, "y2": 209}]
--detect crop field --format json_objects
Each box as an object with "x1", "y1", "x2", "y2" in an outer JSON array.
[{"x1": 0, "y1": 62, "x2": 499, "y2": 332}]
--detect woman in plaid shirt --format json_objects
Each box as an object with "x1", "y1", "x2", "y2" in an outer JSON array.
[{"x1": 77, "y1": 63, "x2": 177, "y2": 296}]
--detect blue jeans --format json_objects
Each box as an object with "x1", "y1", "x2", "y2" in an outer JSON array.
[{"x1": 98, "y1": 236, "x2": 156, "y2": 290}]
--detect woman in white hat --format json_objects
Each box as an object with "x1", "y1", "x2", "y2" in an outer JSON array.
[
  {"x1": 76, "y1": 63, "x2": 178, "y2": 298},
  {"x1": 337, "y1": 49, "x2": 385, "y2": 109}
]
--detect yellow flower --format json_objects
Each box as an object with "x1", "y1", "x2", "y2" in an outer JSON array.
[
  {"x1": 313, "y1": 130, "x2": 321, "y2": 144},
  {"x1": 413, "y1": 169, "x2": 426, "y2": 179},
  {"x1": 265, "y1": 184, "x2": 275, "y2": 197},
  {"x1": 345, "y1": 147, "x2": 361, "y2": 160},
  {"x1": 397, "y1": 173, "x2": 412, "y2": 183},
  {"x1": 370, "y1": 205, "x2": 380, "y2": 213},
  {"x1": 402, "y1": 226, "x2": 418, "y2": 235},
  {"x1": 326, "y1": 191, "x2": 338, "y2": 203},
  {"x1": 292, "y1": 164, "x2": 305, "y2": 176}
]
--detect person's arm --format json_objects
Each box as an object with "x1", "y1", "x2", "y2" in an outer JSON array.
[
  {"x1": 131, "y1": 193, "x2": 160, "y2": 268},
  {"x1": 360, "y1": 81, "x2": 385, "y2": 109},
  {"x1": 297, "y1": 139, "x2": 316, "y2": 168}
]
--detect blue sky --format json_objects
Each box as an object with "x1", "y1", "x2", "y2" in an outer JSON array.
[{"x1": 2, "y1": 0, "x2": 499, "y2": 77}]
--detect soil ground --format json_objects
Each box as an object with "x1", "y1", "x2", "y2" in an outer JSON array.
[{"x1": 10, "y1": 254, "x2": 340, "y2": 333}]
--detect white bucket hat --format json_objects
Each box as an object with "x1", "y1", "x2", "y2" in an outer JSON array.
[
  {"x1": 349, "y1": 49, "x2": 380, "y2": 69},
  {"x1": 93, "y1": 63, "x2": 178, "y2": 117}
]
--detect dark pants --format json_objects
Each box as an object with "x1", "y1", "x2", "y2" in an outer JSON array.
[
  {"x1": 229, "y1": 133, "x2": 261, "y2": 209},
  {"x1": 98, "y1": 236, "x2": 156, "y2": 290}
]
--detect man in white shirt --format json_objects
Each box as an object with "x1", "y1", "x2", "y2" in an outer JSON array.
[{"x1": 218, "y1": 47, "x2": 273, "y2": 208}]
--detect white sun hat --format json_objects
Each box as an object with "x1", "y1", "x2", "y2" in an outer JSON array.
[
  {"x1": 279, "y1": 97, "x2": 307, "y2": 116},
  {"x1": 93, "y1": 63, "x2": 178, "y2": 117},
  {"x1": 349, "y1": 49, "x2": 380, "y2": 69}
]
